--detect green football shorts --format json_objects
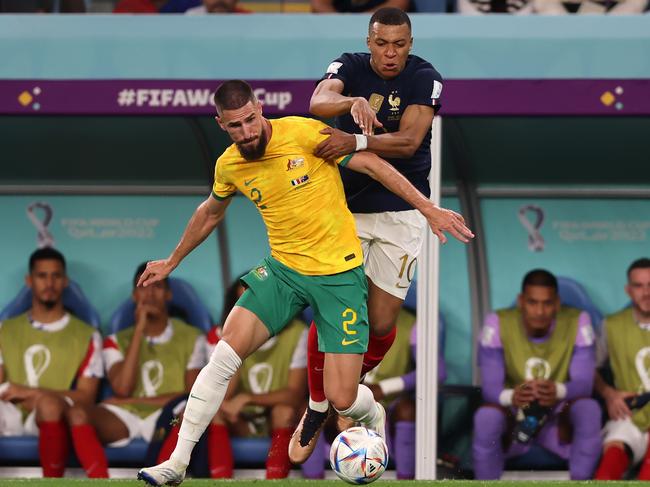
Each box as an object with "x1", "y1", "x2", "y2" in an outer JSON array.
[{"x1": 237, "y1": 256, "x2": 369, "y2": 354}]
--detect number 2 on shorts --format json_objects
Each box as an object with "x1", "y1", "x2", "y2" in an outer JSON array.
[{"x1": 342, "y1": 308, "x2": 358, "y2": 336}]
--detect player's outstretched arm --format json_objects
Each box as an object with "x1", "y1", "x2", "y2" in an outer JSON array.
[
  {"x1": 310, "y1": 79, "x2": 382, "y2": 136},
  {"x1": 314, "y1": 105, "x2": 434, "y2": 160},
  {"x1": 138, "y1": 196, "x2": 231, "y2": 287},
  {"x1": 346, "y1": 152, "x2": 474, "y2": 244}
]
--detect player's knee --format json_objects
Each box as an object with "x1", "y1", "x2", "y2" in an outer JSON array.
[
  {"x1": 35, "y1": 393, "x2": 66, "y2": 422},
  {"x1": 473, "y1": 405, "x2": 506, "y2": 435},
  {"x1": 370, "y1": 321, "x2": 395, "y2": 337},
  {"x1": 392, "y1": 397, "x2": 415, "y2": 422},
  {"x1": 270, "y1": 404, "x2": 295, "y2": 428},
  {"x1": 603, "y1": 441, "x2": 627, "y2": 452},
  {"x1": 570, "y1": 398, "x2": 601, "y2": 431},
  {"x1": 65, "y1": 404, "x2": 90, "y2": 426},
  {"x1": 327, "y1": 391, "x2": 356, "y2": 412}
]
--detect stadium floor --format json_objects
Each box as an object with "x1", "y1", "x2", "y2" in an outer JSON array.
[{"x1": 0, "y1": 481, "x2": 639, "y2": 486}]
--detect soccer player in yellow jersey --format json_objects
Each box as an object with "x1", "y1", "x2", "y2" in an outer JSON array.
[{"x1": 137, "y1": 80, "x2": 473, "y2": 486}]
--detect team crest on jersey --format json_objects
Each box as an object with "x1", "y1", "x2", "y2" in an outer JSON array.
[
  {"x1": 368, "y1": 93, "x2": 384, "y2": 113},
  {"x1": 388, "y1": 91, "x2": 401, "y2": 112},
  {"x1": 253, "y1": 265, "x2": 269, "y2": 281},
  {"x1": 286, "y1": 157, "x2": 305, "y2": 171},
  {"x1": 291, "y1": 174, "x2": 310, "y2": 187}
]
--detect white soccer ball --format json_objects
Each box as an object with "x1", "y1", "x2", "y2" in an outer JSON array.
[{"x1": 329, "y1": 426, "x2": 388, "y2": 484}]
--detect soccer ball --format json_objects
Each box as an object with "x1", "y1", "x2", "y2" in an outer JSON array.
[{"x1": 329, "y1": 426, "x2": 388, "y2": 484}]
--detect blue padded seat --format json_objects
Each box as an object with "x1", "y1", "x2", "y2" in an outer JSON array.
[
  {"x1": 108, "y1": 277, "x2": 213, "y2": 333},
  {"x1": 556, "y1": 276, "x2": 603, "y2": 332},
  {"x1": 501, "y1": 275, "x2": 600, "y2": 472},
  {"x1": 0, "y1": 280, "x2": 102, "y2": 467},
  {"x1": 0, "y1": 280, "x2": 100, "y2": 328},
  {"x1": 510, "y1": 275, "x2": 603, "y2": 331}
]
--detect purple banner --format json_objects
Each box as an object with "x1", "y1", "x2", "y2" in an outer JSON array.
[{"x1": 1, "y1": 79, "x2": 649, "y2": 116}]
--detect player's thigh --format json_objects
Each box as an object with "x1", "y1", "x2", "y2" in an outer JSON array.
[
  {"x1": 603, "y1": 418, "x2": 649, "y2": 464},
  {"x1": 307, "y1": 265, "x2": 369, "y2": 355},
  {"x1": 236, "y1": 258, "x2": 307, "y2": 339},
  {"x1": 95, "y1": 404, "x2": 134, "y2": 444},
  {"x1": 362, "y1": 210, "x2": 426, "y2": 300}
]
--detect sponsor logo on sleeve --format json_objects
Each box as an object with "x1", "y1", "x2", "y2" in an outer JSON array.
[
  {"x1": 432, "y1": 80, "x2": 443, "y2": 101},
  {"x1": 326, "y1": 62, "x2": 343, "y2": 75}
]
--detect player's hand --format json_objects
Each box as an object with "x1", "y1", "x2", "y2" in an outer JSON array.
[
  {"x1": 533, "y1": 379, "x2": 558, "y2": 407},
  {"x1": 512, "y1": 381, "x2": 535, "y2": 408},
  {"x1": 220, "y1": 393, "x2": 251, "y2": 423},
  {"x1": 137, "y1": 259, "x2": 175, "y2": 288},
  {"x1": 0, "y1": 383, "x2": 31, "y2": 402},
  {"x1": 314, "y1": 127, "x2": 356, "y2": 160},
  {"x1": 134, "y1": 303, "x2": 159, "y2": 329},
  {"x1": 603, "y1": 388, "x2": 634, "y2": 420},
  {"x1": 424, "y1": 206, "x2": 474, "y2": 244},
  {"x1": 350, "y1": 98, "x2": 383, "y2": 136}
]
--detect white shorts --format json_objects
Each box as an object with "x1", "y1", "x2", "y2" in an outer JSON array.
[
  {"x1": 0, "y1": 401, "x2": 37, "y2": 436},
  {"x1": 602, "y1": 417, "x2": 649, "y2": 464},
  {"x1": 101, "y1": 403, "x2": 162, "y2": 447},
  {"x1": 0, "y1": 395, "x2": 73, "y2": 437},
  {"x1": 354, "y1": 210, "x2": 427, "y2": 300}
]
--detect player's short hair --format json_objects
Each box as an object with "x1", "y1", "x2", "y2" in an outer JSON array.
[
  {"x1": 521, "y1": 269, "x2": 558, "y2": 293},
  {"x1": 133, "y1": 261, "x2": 169, "y2": 288},
  {"x1": 369, "y1": 7, "x2": 411, "y2": 33},
  {"x1": 627, "y1": 258, "x2": 650, "y2": 279},
  {"x1": 213, "y1": 80, "x2": 257, "y2": 114},
  {"x1": 29, "y1": 247, "x2": 66, "y2": 273}
]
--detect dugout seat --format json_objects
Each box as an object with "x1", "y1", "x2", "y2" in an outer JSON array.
[
  {"x1": 0, "y1": 279, "x2": 104, "y2": 467},
  {"x1": 108, "y1": 277, "x2": 213, "y2": 333},
  {"x1": 510, "y1": 275, "x2": 603, "y2": 331},
  {"x1": 0, "y1": 279, "x2": 101, "y2": 328},
  {"x1": 498, "y1": 275, "x2": 603, "y2": 473},
  {"x1": 556, "y1": 276, "x2": 604, "y2": 332}
]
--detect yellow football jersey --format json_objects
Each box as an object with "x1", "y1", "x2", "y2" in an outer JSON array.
[{"x1": 212, "y1": 116, "x2": 363, "y2": 276}]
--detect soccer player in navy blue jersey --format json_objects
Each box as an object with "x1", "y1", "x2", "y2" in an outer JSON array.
[{"x1": 289, "y1": 7, "x2": 473, "y2": 470}]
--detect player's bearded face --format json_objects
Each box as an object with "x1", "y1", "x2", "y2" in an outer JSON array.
[
  {"x1": 518, "y1": 285, "x2": 560, "y2": 337},
  {"x1": 219, "y1": 101, "x2": 269, "y2": 161},
  {"x1": 236, "y1": 127, "x2": 268, "y2": 161},
  {"x1": 627, "y1": 268, "x2": 650, "y2": 317},
  {"x1": 367, "y1": 22, "x2": 412, "y2": 80},
  {"x1": 27, "y1": 259, "x2": 67, "y2": 310}
]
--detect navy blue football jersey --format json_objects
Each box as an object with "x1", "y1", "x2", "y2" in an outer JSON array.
[{"x1": 319, "y1": 52, "x2": 443, "y2": 213}]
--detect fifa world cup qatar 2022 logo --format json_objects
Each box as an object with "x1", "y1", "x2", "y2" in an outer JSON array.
[
  {"x1": 518, "y1": 204, "x2": 545, "y2": 252},
  {"x1": 26, "y1": 201, "x2": 55, "y2": 249}
]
